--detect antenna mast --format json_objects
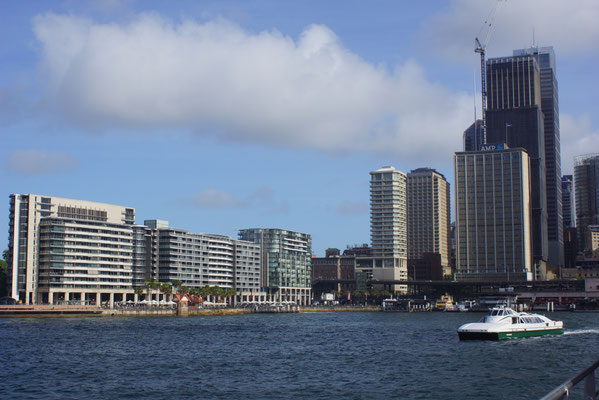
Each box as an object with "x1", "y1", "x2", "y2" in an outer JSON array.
[{"x1": 475, "y1": 1, "x2": 503, "y2": 144}]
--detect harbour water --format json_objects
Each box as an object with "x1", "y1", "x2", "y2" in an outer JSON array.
[{"x1": 1, "y1": 311, "x2": 598, "y2": 399}]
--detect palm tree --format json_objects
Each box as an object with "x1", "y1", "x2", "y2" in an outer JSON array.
[
  {"x1": 144, "y1": 280, "x2": 161, "y2": 301},
  {"x1": 178, "y1": 286, "x2": 190, "y2": 295},
  {"x1": 199, "y1": 285, "x2": 211, "y2": 302},
  {"x1": 212, "y1": 286, "x2": 225, "y2": 303},
  {"x1": 144, "y1": 280, "x2": 153, "y2": 299},
  {"x1": 224, "y1": 288, "x2": 237, "y2": 305},
  {"x1": 189, "y1": 287, "x2": 200, "y2": 300},
  {"x1": 160, "y1": 282, "x2": 172, "y2": 300}
]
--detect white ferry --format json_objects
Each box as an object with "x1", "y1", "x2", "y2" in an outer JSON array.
[{"x1": 457, "y1": 306, "x2": 563, "y2": 340}]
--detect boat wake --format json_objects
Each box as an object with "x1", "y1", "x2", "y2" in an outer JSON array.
[{"x1": 564, "y1": 329, "x2": 599, "y2": 336}]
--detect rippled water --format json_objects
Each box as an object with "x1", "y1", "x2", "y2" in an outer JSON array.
[{"x1": 1, "y1": 311, "x2": 598, "y2": 399}]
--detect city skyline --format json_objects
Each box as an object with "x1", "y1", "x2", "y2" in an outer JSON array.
[{"x1": 2, "y1": 1, "x2": 599, "y2": 256}]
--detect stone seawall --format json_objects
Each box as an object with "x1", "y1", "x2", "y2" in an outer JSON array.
[
  {"x1": 0, "y1": 304, "x2": 103, "y2": 317},
  {"x1": 302, "y1": 306, "x2": 380, "y2": 312},
  {"x1": 103, "y1": 308, "x2": 254, "y2": 317}
]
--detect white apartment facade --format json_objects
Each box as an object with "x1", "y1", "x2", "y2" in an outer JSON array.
[
  {"x1": 370, "y1": 166, "x2": 408, "y2": 292},
  {"x1": 8, "y1": 194, "x2": 135, "y2": 304}
]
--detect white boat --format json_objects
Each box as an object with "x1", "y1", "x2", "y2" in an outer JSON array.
[{"x1": 457, "y1": 306, "x2": 564, "y2": 340}]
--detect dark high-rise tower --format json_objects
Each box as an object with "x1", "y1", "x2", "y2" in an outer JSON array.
[
  {"x1": 514, "y1": 47, "x2": 563, "y2": 270},
  {"x1": 574, "y1": 154, "x2": 599, "y2": 252},
  {"x1": 463, "y1": 119, "x2": 484, "y2": 152},
  {"x1": 485, "y1": 51, "x2": 548, "y2": 272},
  {"x1": 484, "y1": 46, "x2": 562, "y2": 272}
]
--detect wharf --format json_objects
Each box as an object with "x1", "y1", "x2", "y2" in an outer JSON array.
[{"x1": 0, "y1": 304, "x2": 103, "y2": 317}]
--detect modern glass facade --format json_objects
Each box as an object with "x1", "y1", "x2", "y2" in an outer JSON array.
[
  {"x1": 485, "y1": 46, "x2": 563, "y2": 270},
  {"x1": 463, "y1": 119, "x2": 485, "y2": 152},
  {"x1": 514, "y1": 47, "x2": 563, "y2": 269},
  {"x1": 485, "y1": 54, "x2": 547, "y2": 271},
  {"x1": 238, "y1": 228, "x2": 312, "y2": 305}
]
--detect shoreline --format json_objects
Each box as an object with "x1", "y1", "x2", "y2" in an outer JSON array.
[
  {"x1": 2, "y1": 304, "x2": 596, "y2": 318},
  {"x1": 0, "y1": 304, "x2": 381, "y2": 317}
]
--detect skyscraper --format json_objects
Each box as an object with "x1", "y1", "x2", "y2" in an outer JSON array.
[
  {"x1": 463, "y1": 119, "x2": 485, "y2": 152},
  {"x1": 514, "y1": 47, "x2": 563, "y2": 270},
  {"x1": 369, "y1": 166, "x2": 408, "y2": 290},
  {"x1": 407, "y1": 168, "x2": 451, "y2": 277},
  {"x1": 562, "y1": 175, "x2": 577, "y2": 269},
  {"x1": 485, "y1": 47, "x2": 562, "y2": 271},
  {"x1": 562, "y1": 175, "x2": 575, "y2": 229},
  {"x1": 454, "y1": 147, "x2": 533, "y2": 281},
  {"x1": 574, "y1": 154, "x2": 599, "y2": 252}
]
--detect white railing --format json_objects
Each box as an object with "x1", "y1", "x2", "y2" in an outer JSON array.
[{"x1": 540, "y1": 360, "x2": 599, "y2": 400}]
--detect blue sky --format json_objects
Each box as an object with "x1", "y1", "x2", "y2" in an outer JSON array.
[{"x1": 2, "y1": 0, "x2": 599, "y2": 256}]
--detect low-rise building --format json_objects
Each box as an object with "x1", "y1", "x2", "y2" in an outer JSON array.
[
  {"x1": 407, "y1": 253, "x2": 443, "y2": 281},
  {"x1": 6, "y1": 194, "x2": 265, "y2": 305},
  {"x1": 312, "y1": 248, "x2": 356, "y2": 298}
]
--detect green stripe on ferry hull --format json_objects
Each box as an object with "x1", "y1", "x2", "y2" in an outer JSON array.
[{"x1": 497, "y1": 329, "x2": 563, "y2": 339}]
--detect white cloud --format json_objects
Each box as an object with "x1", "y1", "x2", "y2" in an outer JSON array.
[
  {"x1": 336, "y1": 201, "x2": 368, "y2": 216},
  {"x1": 189, "y1": 189, "x2": 248, "y2": 209},
  {"x1": 422, "y1": 0, "x2": 599, "y2": 61},
  {"x1": 560, "y1": 113, "x2": 599, "y2": 175},
  {"x1": 5, "y1": 150, "x2": 77, "y2": 176},
  {"x1": 32, "y1": 13, "x2": 472, "y2": 164},
  {"x1": 188, "y1": 186, "x2": 289, "y2": 213}
]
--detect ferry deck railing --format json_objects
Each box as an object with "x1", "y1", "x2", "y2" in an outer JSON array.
[{"x1": 540, "y1": 359, "x2": 599, "y2": 400}]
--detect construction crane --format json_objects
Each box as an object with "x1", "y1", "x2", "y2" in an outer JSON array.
[{"x1": 475, "y1": 1, "x2": 503, "y2": 144}]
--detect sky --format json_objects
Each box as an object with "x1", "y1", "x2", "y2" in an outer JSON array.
[{"x1": 2, "y1": 0, "x2": 599, "y2": 256}]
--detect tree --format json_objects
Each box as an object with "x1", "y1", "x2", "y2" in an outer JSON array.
[
  {"x1": 171, "y1": 280, "x2": 182, "y2": 290},
  {"x1": 160, "y1": 282, "x2": 172, "y2": 295},
  {"x1": 223, "y1": 288, "x2": 237, "y2": 305},
  {"x1": 178, "y1": 286, "x2": 191, "y2": 295},
  {"x1": 144, "y1": 279, "x2": 160, "y2": 299},
  {"x1": 212, "y1": 286, "x2": 225, "y2": 302},
  {"x1": 199, "y1": 285, "x2": 211, "y2": 301},
  {"x1": 176, "y1": 284, "x2": 188, "y2": 294}
]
